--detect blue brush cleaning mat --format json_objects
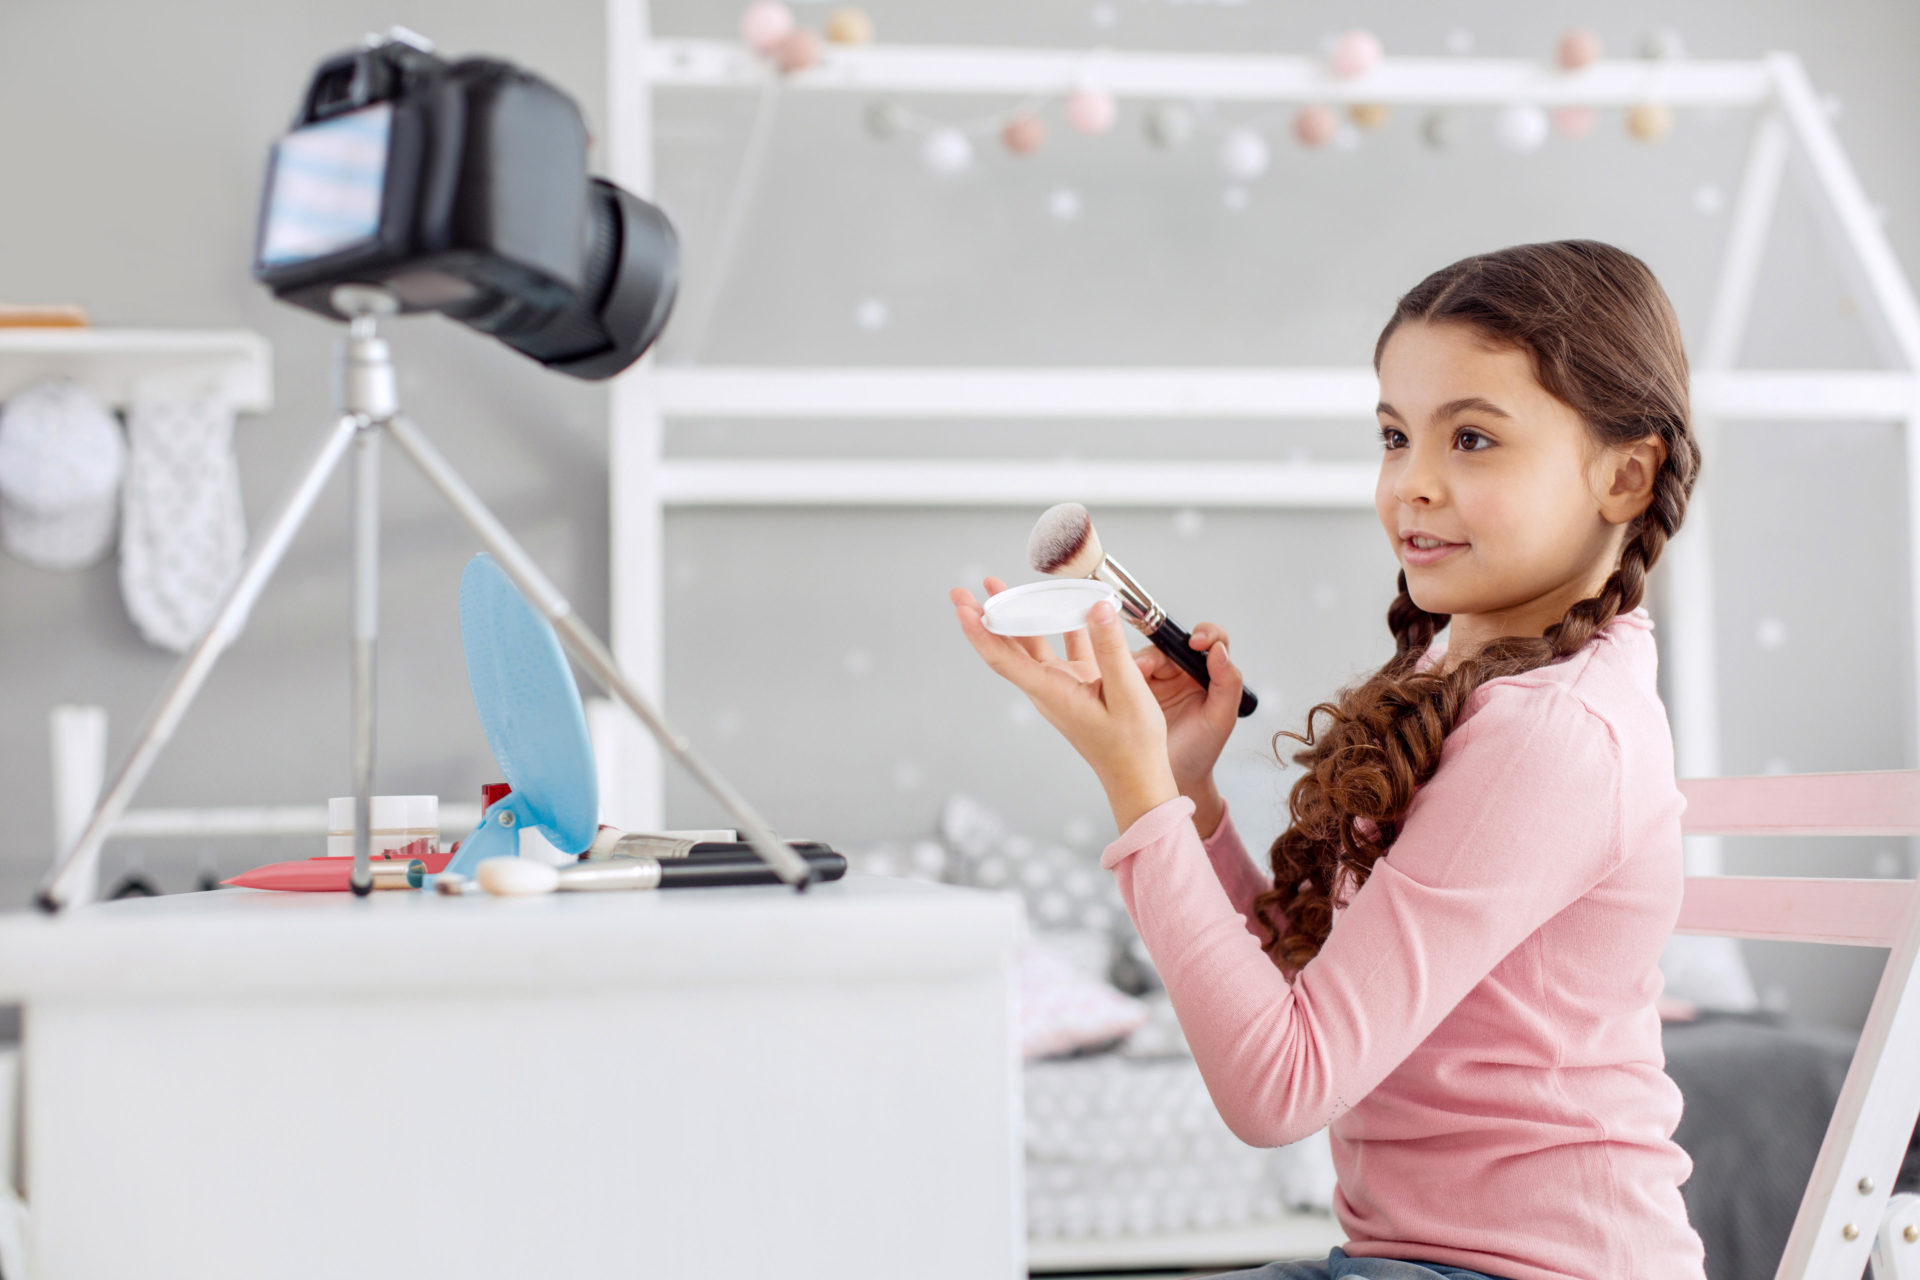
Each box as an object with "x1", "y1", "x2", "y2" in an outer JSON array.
[{"x1": 459, "y1": 552, "x2": 599, "y2": 856}]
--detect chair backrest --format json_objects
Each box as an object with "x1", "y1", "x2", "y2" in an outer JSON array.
[{"x1": 1676, "y1": 770, "x2": 1920, "y2": 1279}]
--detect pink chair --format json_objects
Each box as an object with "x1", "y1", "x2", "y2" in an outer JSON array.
[{"x1": 1677, "y1": 770, "x2": 1920, "y2": 1278}]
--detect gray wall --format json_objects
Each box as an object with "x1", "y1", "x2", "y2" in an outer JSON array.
[{"x1": 3, "y1": 0, "x2": 1916, "y2": 1032}]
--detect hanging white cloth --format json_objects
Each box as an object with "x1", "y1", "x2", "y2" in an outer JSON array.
[
  {"x1": 117, "y1": 392, "x2": 247, "y2": 653},
  {"x1": 0, "y1": 379, "x2": 127, "y2": 570}
]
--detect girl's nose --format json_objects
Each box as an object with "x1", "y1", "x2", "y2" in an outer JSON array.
[{"x1": 1393, "y1": 444, "x2": 1444, "y2": 505}]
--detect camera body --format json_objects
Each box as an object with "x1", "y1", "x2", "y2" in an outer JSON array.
[{"x1": 254, "y1": 34, "x2": 677, "y2": 379}]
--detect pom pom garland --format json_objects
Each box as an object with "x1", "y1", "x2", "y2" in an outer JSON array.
[
  {"x1": 1292, "y1": 105, "x2": 1339, "y2": 149},
  {"x1": 823, "y1": 6, "x2": 874, "y2": 45},
  {"x1": 865, "y1": 100, "x2": 909, "y2": 140},
  {"x1": 829, "y1": 25, "x2": 1691, "y2": 175},
  {"x1": 1143, "y1": 103, "x2": 1195, "y2": 149},
  {"x1": 922, "y1": 127, "x2": 974, "y2": 175},
  {"x1": 1627, "y1": 101, "x2": 1674, "y2": 141},
  {"x1": 738, "y1": 1, "x2": 794, "y2": 52},
  {"x1": 1551, "y1": 105, "x2": 1597, "y2": 138},
  {"x1": 773, "y1": 27, "x2": 821, "y2": 73},
  {"x1": 1348, "y1": 103, "x2": 1391, "y2": 131},
  {"x1": 1002, "y1": 112, "x2": 1046, "y2": 155},
  {"x1": 1327, "y1": 29, "x2": 1382, "y2": 79},
  {"x1": 1217, "y1": 128, "x2": 1269, "y2": 180},
  {"x1": 1065, "y1": 87, "x2": 1118, "y2": 136},
  {"x1": 1557, "y1": 28, "x2": 1602, "y2": 71},
  {"x1": 1493, "y1": 103, "x2": 1550, "y2": 153}
]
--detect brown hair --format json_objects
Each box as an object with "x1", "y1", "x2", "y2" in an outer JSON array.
[{"x1": 1250, "y1": 240, "x2": 1701, "y2": 973}]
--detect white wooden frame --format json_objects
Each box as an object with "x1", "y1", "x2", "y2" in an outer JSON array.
[
  {"x1": 606, "y1": 16, "x2": 1920, "y2": 1278},
  {"x1": 1677, "y1": 772, "x2": 1920, "y2": 1278},
  {"x1": 602, "y1": 24, "x2": 1920, "y2": 848}
]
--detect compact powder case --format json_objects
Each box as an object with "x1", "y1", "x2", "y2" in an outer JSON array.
[{"x1": 981, "y1": 579, "x2": 1121, "y2": 637}]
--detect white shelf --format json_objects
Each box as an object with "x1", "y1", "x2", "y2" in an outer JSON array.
[
  {"x1": 0, "y1": 328, "x2": 273, "y2": 413},
  {"x1": 1026, "y1": 1210, "x2": 1346, "y2": 1274},
  {"x1": 644, "y1": 367, "x2": 1920, "y2": 423},
  {"x1": 645, "y1": 41, "x2": 1773, "y2": 107},
  {"x1": 656, "y1": 458, "x2": 1377, "y2": 507}
]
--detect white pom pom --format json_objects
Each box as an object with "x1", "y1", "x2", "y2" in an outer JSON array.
[
  {"x1": 1493, "y1": 103, "x2": 1550, "y2": 153},
  {"x1": 476, "y1": 857, "x2": 560, "y2": 896},
  {"x1": 921, "y1": 127, "x2": 973, "y2": 175},
  {"x1": 1218, "y1": 127, "x2": 1269, "y2": 180}
]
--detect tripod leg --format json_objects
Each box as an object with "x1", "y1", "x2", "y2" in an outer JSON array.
[
  {"x1": 382, "y1": 414, "x2": 815, "y2": 891},
  {"x1": 36, "y1": 414, "x2": 364, "y2": 912},
  {"x1": 349, "y1": 425, "x2": 381, "y2": 896}
]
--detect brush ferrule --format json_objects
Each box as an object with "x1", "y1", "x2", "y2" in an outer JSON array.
[{"x1": 1091, "y1": 557, "x2": 1164, "y2": 633}]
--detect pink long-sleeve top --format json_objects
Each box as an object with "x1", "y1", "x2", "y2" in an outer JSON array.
[{"x1": 1101, "y1": 605, "x2": 1708, "y2": 1280}]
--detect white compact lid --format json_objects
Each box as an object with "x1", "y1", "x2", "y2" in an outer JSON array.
[
  {"x1": 981, "y1": 578, "x2": 1120, "y2": 637},
  {"x1": 328, "y1": 794, "x2": 439, "y2": 832}
]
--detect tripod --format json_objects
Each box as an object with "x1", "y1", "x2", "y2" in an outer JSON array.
[{"x1": 37, "y1": 285, "x2": 813, "y2": 911}]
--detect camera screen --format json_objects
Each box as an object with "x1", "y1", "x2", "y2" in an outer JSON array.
[{"x1": 257, "y1": 102, "x2": 392, "y2": 267}]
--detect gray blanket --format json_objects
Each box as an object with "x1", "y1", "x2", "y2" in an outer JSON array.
[{"x1": 1663, "y1": 1011, "x2": 1920, "y2": 1280}]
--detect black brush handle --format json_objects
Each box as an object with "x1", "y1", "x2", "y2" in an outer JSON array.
[
  {"x1": 658, "y1": 850, "x2": 848, "y2": 888},
  {"x1": 1147, "y1": 616, "x2": 1258, "y2": 718}
]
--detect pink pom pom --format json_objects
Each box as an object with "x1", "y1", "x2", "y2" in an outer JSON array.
[
  {"x1": 1328, "y1": 29, "x2": 1382, "y2": 80},
  {"x1": 1557, "y1": 28, "x2": 1602, "y2": 70},
  {"x1": 739, "y1": 1, "x2": 795, "y2": 52},
  {"x1": 774, "y1": 27, "x2": 821, "y2": 73},
  {"x1": 1065, "y1": 88, "x2": 1117, "y2": 136},
  {"x1": 1293, "y1": 105, "x2": 1339, "y2": 149},
  {"x1": 1552, "y1": 106, "x2": 1597, "y2": 138},
  {"x1": 1001, "y1": 113, "x2": 1046, "y2": 155}
]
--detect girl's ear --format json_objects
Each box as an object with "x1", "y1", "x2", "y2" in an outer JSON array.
[{"x1": 1596, "y1": 433, "x2": 1668, "y2": 526}]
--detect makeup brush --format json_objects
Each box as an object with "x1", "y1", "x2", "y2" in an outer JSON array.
[
  {"x1": 474, "y1": 848, "x2": 849, "y2": 896},
  {"x1": 1027, "y1": 503, "x2": 1258, "y2": 718}
]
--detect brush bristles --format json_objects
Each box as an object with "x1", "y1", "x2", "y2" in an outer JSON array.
[{"x1": 1028, "y1": 502, "x2": 1105, "y2": 577}]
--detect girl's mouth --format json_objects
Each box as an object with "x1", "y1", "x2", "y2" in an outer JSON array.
[{"x1": 1402, "y1": 536, "x2": 1466, "y2": 566}]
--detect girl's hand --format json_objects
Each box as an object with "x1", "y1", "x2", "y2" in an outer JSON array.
[
  {"x1": 950, "y1": 578, "x2": 1179, "y2": 833},
  {"x1": 1137, "y1": 621, "x2": 1245, "y2": 799}
]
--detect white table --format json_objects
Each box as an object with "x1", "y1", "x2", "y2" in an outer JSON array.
[{"x1": 0, "y1": 874, "x2": 1024, "y2": 1280}]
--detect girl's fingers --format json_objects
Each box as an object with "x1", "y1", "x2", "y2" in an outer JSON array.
[
  {"x1": 953, "y1": 590, "x2": 1085, "y2": 705},
  {"x1": 1083, "y1": 601, "x2": 1153, "y2": 712},
  {"x1": 1063, "y1": 626, "x2": 1092, "y2": 666}
]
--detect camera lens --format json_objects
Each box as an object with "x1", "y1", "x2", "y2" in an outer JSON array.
[{"x1": 493, "y1": 180, "x2": 679, "y2": 380}]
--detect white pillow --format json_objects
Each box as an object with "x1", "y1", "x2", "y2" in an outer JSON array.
[
  {"x1": 1019, "y1": 933, "x2": 1149, "y2": 1060},
  {"x1": 1657, "y1": 933, "x2": 1760, "y2": 1013}
]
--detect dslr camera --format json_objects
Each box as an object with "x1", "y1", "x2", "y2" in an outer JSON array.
[{"x1": 253, "y1": 29, "x2": 677, "y2": 379}]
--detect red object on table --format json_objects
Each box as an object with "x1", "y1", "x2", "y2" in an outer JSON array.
[{"x1": 222, "y1": 837, "x2": 451, "y2": 892}]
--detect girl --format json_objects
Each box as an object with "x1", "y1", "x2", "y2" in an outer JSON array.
[{"x1": 950, "y1": 240, "x2": 1708, "y2": 1280}]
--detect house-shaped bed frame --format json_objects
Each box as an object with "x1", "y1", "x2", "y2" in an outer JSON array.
[{"x1": 604, "y1": 9, "x2": 1920, "y2": 1277}]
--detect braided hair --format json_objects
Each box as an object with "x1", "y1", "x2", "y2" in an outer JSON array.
[{"x1": 1250, "y1": 240, "x2": 1702, "y2": 974}]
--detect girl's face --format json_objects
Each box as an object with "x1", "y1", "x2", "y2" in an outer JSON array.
[{"x1": 1373, "y1": 320, "x2": 1633, "y2": 646}]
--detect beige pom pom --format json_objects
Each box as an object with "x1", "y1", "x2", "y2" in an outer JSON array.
[
  {"x1": 1626, "y1": 102, "x2": 1673, "y2": 142},
  {"x1": 1348, "y1": 103, "x2": 1391, "y2": 130},
  {"x1": 824, "y1": 6, "x2": 874, "y2": 45}
]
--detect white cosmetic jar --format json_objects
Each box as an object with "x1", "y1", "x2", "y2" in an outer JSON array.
[{"x1": 326, "y1": 794, "x2": 439, "y2": 858}]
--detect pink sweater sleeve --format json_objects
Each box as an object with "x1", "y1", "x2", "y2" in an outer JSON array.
[
  {"x1": 1100, "y1": 683, "x2": 1624, "y2": 1149},
  {"x1": 1198, "y1": 805, "x2": 1281, "y2": 946}
]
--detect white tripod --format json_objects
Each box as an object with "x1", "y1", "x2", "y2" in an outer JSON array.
[{"x1": 36, "y1": 285, "x2": 813, "y2": 911}]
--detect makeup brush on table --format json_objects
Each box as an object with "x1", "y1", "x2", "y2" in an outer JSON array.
[{"x1": 1027, "y1": 502, "x2": 1258, "y2": 718}]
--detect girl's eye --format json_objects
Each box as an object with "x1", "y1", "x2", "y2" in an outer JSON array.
[{"x1": 1377, "y1": 426, "x2": 1492, "y2": 452}]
